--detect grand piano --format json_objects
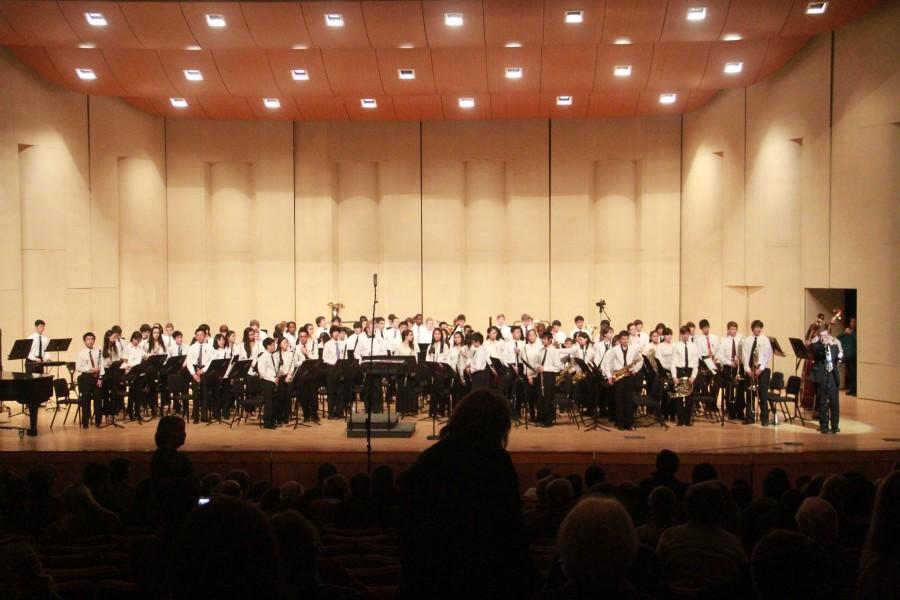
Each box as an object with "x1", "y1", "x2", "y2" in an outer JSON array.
[{"x1": 0, "y1": 371, "x2": 53, "y2": 436}]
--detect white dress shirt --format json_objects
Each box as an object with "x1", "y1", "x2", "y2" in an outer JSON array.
[
  {"x1": 257, "y1": 351, "x2": 279, "y2": 384},
  {"x1": 504, "y1": 339, "x2": 524, "y2": 366},
  {"x1": 534, "y1": 345, "x2": 564, "y2": 373},
  {"x1": 552, "y1": 330, "x2": 568, "y2": 346},
  {"x1": 123, "y1": 344, "x2": 144, "y2": 369},
  {"x1": 601, "y1": 344, "x2": 643, "y2": 380},
  {"x1": 27, "y1": 333, "x2": 50, "y2": 361},
  {"x1": 283, "y1": 331, "x2": 297, "y2": 349},
  {"x1": 670, "y1": 341, "x2": 699, "y2": 381},
  {"x1": 498, "y1": 324, "x2": 512, "y2": 340},
  {"x1": 75, "y1": 347, "x2": 104, "y2": 377},
  {"x1": 412, "y1": 324, "x2": 431, "y2": 346},
  {"x1": 569, "y1": 344, "x2": 595, "y2": 373},
  {"x1": 742, "y1": 334, "x2": 773, "y2": 372},
  {"x1": 426, "y1": 341, "x2": 451, "y2": 365},
  {"x1": 717, "y1": 334, "x2": 743, "y2": 367},
  {"x1": 355, "y1": 334, "x2": 386, "y2": 361},
  {"x1": 593, "y1": 339, "x2": 614, "y2": 368},
  {"x1": 167, "y1": 343, "x2": 186, "y2": 358},
  {"x1": 521, "y1": 341, "x2": 543, "y2": 375},
  {"x1": 186, "y1": 341, "x2": 213, "y2": 376},
  {"x1": 322, "y1": 338, "x2": 348, "y2": 365},
  {"x1": 468, "y1": 345, "x2": 489, "y2": 372},
  {"x1": 655, "y1": 341, "x2": 675, "y2": 372},
  {"x1": 395, "y1": 344, "x2": 418, "y2": 360},
  {"x1": 695, "y1": 333, "x2": 719, "y2": 360}
]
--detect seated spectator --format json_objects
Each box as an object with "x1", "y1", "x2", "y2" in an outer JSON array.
[
  {"x1": 639, "y1": 450, "x2": 687, "y2": 509},
  {"x1": 537, "y1": 497, "x2": 639, "y2": 599},
  {"x1": 657, "y1": 481, "x2": 746, "y2": 596},
  {"x1": 24, "y1": 464, "x2": 59, "y2": 536},
  {"x1": 400, "y1": 389, "x2": 536, "y2": 599},
  {"x1": 52, "y1": 483, "x2": 121, "y2": 538},
  {"x1": 797, "y1": 497, "x2": 838, "y2": 546},
  {"x1": 762, "y1": 468, "x2": 790, "y2": 501},
  {"x1": 636, "y1": 486, "x2": 677, "y2": 548},
  {"x1": 280, "y1": 481, "x2": 304, "y2": 513},
  {"x1": 565, "y1": 474, "x2": 583, "y2": 499},
  {"x1": 797, "y1": 496, "x2": 858, "y2": 598},
  {"x1": 335, "y1": 473, "x2": 372, "y2": 529},
  {"x1": 369, "y1": 465, "x2": 399, "y2": 528},
  {"x1": 691, "y1": 462, "x2": 718, "y2": 484},
  {"x1": 857, "y1": 470, "x2": 900, "y2": 600},
  {"x1": 108, "y1": 458, "x2": 134, "y2": 512},
  {"x1": 170, "y1": 496, "x2": 279, "y2": 600},
  {"x1": 303, "y1": 463, "x2": 338, "y2": 510},
  {"x1": 584, "y1": 464, "x2": 605, "y2": 488},
  {"x1": 526, "y1": 477, "x2": 574, "y2": 542},
  {"x1": 213, "y1": 480, "x2": 242, "y2": 498},
  {"x1": 0, "y1": 531, "x2": 59, "y2": 599},
  {"x1": 151, "y1": 415, "x2": 193, "y2": 481},
  {"x1": 739, "y1": 497, "x2": 791, "y2": 554},
  {"x1": 82, "y1": 461, "x2": 115, "y2": 512},
  {"x1": 752, "y1": 530, "x2": 828, "y2": 599},
  {"x1": 226, "y1": 469, "x2": 252, "y2": 497},
  {"x1": 311, "y1": 475, "x2": 349, "y2": 526}
]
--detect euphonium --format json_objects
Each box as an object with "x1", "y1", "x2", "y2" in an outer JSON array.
[
  {"x1": 555, "y1": 371, "x2": 568, "y2": 386},
  {"x1": 572, "y1": 370, "x2": 587, "y2": 384},
  {"x1": 668, "y1": 377, "x2": 693, "y2": 398}
]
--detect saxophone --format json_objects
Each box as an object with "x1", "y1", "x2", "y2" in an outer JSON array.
[{"x1": 613, "y1": 355, "x2": 643, "y2": 382}]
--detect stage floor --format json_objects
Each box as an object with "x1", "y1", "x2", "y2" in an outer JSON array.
[{"x1": 2, "y1": 393, "x2": 898, "y2": 494}]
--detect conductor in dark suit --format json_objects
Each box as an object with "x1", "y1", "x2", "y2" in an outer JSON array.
[{"x1": 810, "y1": 326, "x2": 841, "y2": 434}]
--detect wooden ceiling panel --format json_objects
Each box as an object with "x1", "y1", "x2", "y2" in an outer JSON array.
[
  {"x1": 212, "y1": 48, "x2": 280, "y2": 97},
  {"x1": 588, "y1": 91, "x2": 640, "y2": 117},
  {"x1": 57, "y1": 2, "x2": 142, "y2": 48},
  {"x1": 541, "y1": 45, "x2": 597, "y2": 92},
  {"x1": 0, "y1": 12, "x2": 23, "y2": 45},
  {"x1": 483, "y1": 0, "x2": 544, "y2": 48},
  {"x1": 376, "y1": 48, "x2": 436, "y2": 95},
  {"x1": 485, "y1": 46, "x2": 542, "y2": 93},
  {"x1": 361, "y1": 1, "x2": 428, "y2": 49},
  {"x1": 103, "y1": 48, "x2": 177, "y2": 97},
  {"x1": 601, "y1": 0, "x2": 667, "y2": 44},
  {"x1": 119, "y1": 2, "x2": 199, "y2": 50},
  {"x1": 151, "y1": 95, "x2": 207, "y2": 119},
  {"x1": 301, "y1": 1, "x2": 370, "y2": 49},
  {"x1": 267, "y1": 49, "x2": 333, "y2": 97},
  {"x1": 123, "y1": 97, "x2": 161, "y2": 116},
  {"x1": 248, "y1": 96, "x2": 301, "y2": 120},
  {"x1": 699, "y1": 39, "x2": 769, "y2": 89},
  {"x1": 45, "y1": 47, "x2": 127, "y2": 95},
  {"x1": 781, "y1": 0, "x2": 877, "y2": 37},
  {"x1": 422, "y1": 0, "x2": 485, "y2": 48},
  {"x1": 441, "y1": 93, "x2": 491, "y2": 119},
  {"x1": 543, "y1": 0, "x2": 605, "y2": 45},
  {"x1": 240, "y1": 2, "x2": 312, "y2": 50},
  {"x1": 392, "y1": 95, "x2": 444, "y2": 120},
  {"x1": 0, "y1": 0, "x2": 80, "y2": 47},
  {"x1": 646, "y1": 41, "x2": 710, "y2": 90},
  {"x1": 660, "y1": 0, "x2": 730, "y2": 43},
  {"x1": 320, "y1": 48, "x2": 384, "y2": 95},
  {"x1": 635, "y1": 89, "x2": 686, "y2": 115},
  {"x1": 540, "y1": 92, "x2": 590, "y2": 119},
  {"x1": 296, "y1": 96, "x2": 349, "y2": 120},
  {"x1": 344, "y1": 95, "x2": 396, "y2": 120},
  {"x1": 720, "y1": 0, "x2": 793, "y2": 40},
  {"x1": 180, "y1": 2, "x2": 256, "y2": 50},
  {"x1": 6, "y1": 45, "x2": 66, "y2": 87},
  {"x1": 594, "y1": 43, "x2": 654, "y2": 90},
  {"x1": 490, "y1": 92, "x2": 541, "y2": 119},
  {"x1": 198, "y1": 96, "x2": 254, "y2": 120},
  {"x1": 157, "y1": 49, "x2": 230, "y2": 96},
  {"x1": 757, "y1": 35, "x2": 810, "y2": 80},
  {"x1": 431, "y1": 47, "x2": 488, "y2": 94}
]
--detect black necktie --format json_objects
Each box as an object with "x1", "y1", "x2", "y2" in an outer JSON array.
[
  {"x1": 178, "y1": 346, "x2": 182, "y2": 356},
  {"x1": 684, "y1": 344, "x2": 689, "y2": 369},
  {"x1": 731, "y1": 339, "x2": 736, "y2": 359},
  {"x1": 37, "y1": 336, "x2": 42, "y2": 358},
  {"x1": 541, "y1": 349, "x2": 547, "y2": 366},
  {"x1": 750, "y1": 336, "x2": 758, "y2": 367}
]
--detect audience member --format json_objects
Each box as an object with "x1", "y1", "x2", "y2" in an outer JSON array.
[
  {"x1": 335, "y1": 473, "x2": 372, "y2": 529},
  {"x1": 52, "y1": 483, "x2": 121, "y2": 538},
  {"x1": 691, "y1": 462, "x2": 718, "y2": 484},
  {"x1": 636, "y1": 486, "x2": 677, "y2": 548},
  {"x1": 24, "y1": 464, "x2": 59, "y2": 536},
  {"x1": 752, "y1": 530, "x2": 828, "y2": 599},
  {"x1": 857, "y1": 470, "x2": 900, "y2": 600},
  {"x1": 151, "y1": 415, "x2": 193, "y2": 480}
]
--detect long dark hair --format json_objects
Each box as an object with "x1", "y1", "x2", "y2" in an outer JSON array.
[
  {"x1": 242, "y1": 327, "x2": 254, "y2": 357},
  {"x1": 101, "y1": 330, "x2": 116, "y2": 360},
  {"x1": 428, "y1": 328, "x2": 445, "y2": 354},
  {"x1": 149, "y1": 325, "x2": 164, "y2": 353}
]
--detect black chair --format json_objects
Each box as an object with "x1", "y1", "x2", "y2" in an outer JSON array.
[
  {"x1": 231, "y1": 377, "x2": 264, "y2": 428},
  {"x1": 555, "y1": 388, "x2": 583, "y2": 429},
  {"x1": 782, "y1": 375, "x2": 805, "y2": 425},
  {"x1": 66, "y1": 362, "x2": 77, "y2": 392},
  {"x1": 50, "y1": 377, "x2": 80, "y2": 429},
  {"x1": 766, "y1": 371, "x2": 786, "y2": 423}
]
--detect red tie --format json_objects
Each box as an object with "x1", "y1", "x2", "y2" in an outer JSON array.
[
  {"x1": 707, "y1": 338, "x2": 712, "y2": 357},
  {"x1": 731, "y1": 339, "x2": 736, "y2": 359}
]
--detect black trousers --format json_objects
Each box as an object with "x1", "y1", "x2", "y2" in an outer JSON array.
[
  {"x1": 844, "y1": 357, "x2": 856, "y2": 394},
  {"x1": 746, "y1": 368, "x2": 771, "y2": 423},
  {"x1": 538, "y1": 372, "x2": 556, "y2": 426},
  {"x1": 817, "y1": 373, "x2": 840, "y2": 431},
  {"x1": 429, "y1": 374, "x2": 450, "y2": 417},
  {"x1": 77, "y1": 373, "x2": 101, "y2": 427},
  {"x1": 191, "y1": 378, "x2": 210, "y2": 422},
  {"x1": 363, "y1": 376, "x2": 383, "y2": 413},
  {"x1": 470, "y1": 370, "x2": 491, "y2": 390},
  {"x1": 261, "y1": 379, "x2": 277, "y2": 426},
  {"x1": 613, "y1": 377, "x2": 634, "y2": 429}
]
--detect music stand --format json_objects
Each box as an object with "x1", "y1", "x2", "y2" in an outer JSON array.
[
  {"x1": 421, "y1": 362, "x2": 447, "y2": 440},
  {"x1": 8, "y1": 340, "x2": 32, "y2": 372},
  {"x1": 201, "y1": 358, "x2": 231, "y2": 425},
  {"x1": 98, "y1": 360, "x2": 126, "y2": 429},
  {"x1": 123, "y1": 359, "x2": 154, "y2": 424},
  {"x1": 293, "y1": 359, "x2": 323, "y2": 429}
]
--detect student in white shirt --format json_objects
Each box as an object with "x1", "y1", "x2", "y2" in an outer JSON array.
[
  {"x1": 570, "y1": 315, "x2": 589, "y2": 340},
  {"x1": 284, "y1": 321, "x2": 298, "y2": 349},
  {"x1": 185, "y1": 328, "x2": 213, "y2": 423},
  {"x1": 162, "y1": 322, "x2": 176, "y2": 350},
  {"x1": 322, "y1": 325, "x2": 349, "y2": 420},
  {"x1": 143, "y1": 325, "x2": 168, "y2": 356},
  {"x1": 601, "y1": 331, "x2": 643, "y2": 430},
  {"x1": 122, "y1": 332, "x2": 146, "y2": 421},
  {"x1": 26, "y1": 319, "x2": 49, "y2": 374},
  {"x1": 75, "y1": 331, "x2": 104, "y2": 428},
  {"x1": 533, "y1": 332, "x2": 563, "y2": 427},
  {"x1": 634, "y1": 319, "x2": 650, "y2": 350},
  {"x1": 256, "y1": 337, "x2": 279, "y2": 429},
  {"x1": 411, "y1": 314, "x2": 430, "y2": 359},
  {"x1": 717, "y1": 321, "x2": 743, "y2": 419},
  {"x1": 741, "y1": 319, "x2": 773, "y2": 426},
  {"x1": 671, "y1": 325, "x2": 700, "y2": 426},
  {"x1": 467, "y1": 333, "x2": 491, "y2": 390},
  {"x1": 395, "y1": 329, "x2": 419, "y2": 415},
  {"x1": 550, "y1": 321, "x2": 567, "y2": 347},
  {"x1": 426, "y1": 329, "x2": 451, "y2": 417},
  {"x1": 314, "y1": 316, "x2": 328, "y2": 342},
  {"x1": 495, "y1": 314, "x2": 512, "y2": 341},
  {"x1": 346, "y1": 321, "x2": 364, "y2": 360}
]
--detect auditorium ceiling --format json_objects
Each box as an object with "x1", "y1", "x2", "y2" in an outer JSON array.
[{"x1": 0, "y1": 0, "x2": 876, "y2": 120}]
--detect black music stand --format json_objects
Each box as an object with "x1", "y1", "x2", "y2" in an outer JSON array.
[
  {"x1": 8, "y1": 339, "x2": 32, "y2": 373},
  {"x1": 293, "y1": 359, "x2": 323, "y2": 429},
  {"x1": 98, "y1": 360, "x2": 125, "y2": 429},
  {"x1": 203, "y1": 358, "x2": 231, "y2": 425},
  {"x1": 421, "y1": 362, "x2": 446, "y2": 440},
  {"x1": 123, "y1": 359, "x2": 155, "y2": 425}
]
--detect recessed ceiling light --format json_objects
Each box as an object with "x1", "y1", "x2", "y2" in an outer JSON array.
[
  {"x1": 263, "y1": 98, "x2": 281, "y2": 109},
  {"x1": 183, "y1": 69, "x2": 203, "y2": 81},
  {"x1": 78, "y1": 42, "x2": 95, "y2": 49},
  {"x1": 399, "y1": 43, "x2": 415, "y2": 49},
  {"x1": 806, "y1": 2, "x2": 828, "y2": 15},
  {"x1": 505, "y1": 67, "x2": 523, "y2": 79},
  {"x1": 613, "y1": 65, "x2": 632, "y2": 77},
  {"x1": 659, "y1": 93, "x2": 677, "y2": 104},
  {"x1": 721, "y1": 33, "x2": 742, "y2": 41},
  {"x1": 556, "y1": 95, "x2": 573, "y2": 106},
  {"x1": 565, "y1": 10, "x2": 584, "y2": 24},
  {"x1": 185, "y1": 45, "x2": 202, "y2": 51},
  {"x1": 444, "y1": 13, "x2": 464, "y2": 27},
  {"x1": 397, "y1": 68, "x2": 416, "y2": 80},
  {"x1": 325, "y1": 13, "x2": 344, "y2": 27},
  {"x1": 170, "y1": 98, "x2": 188, "y2": 108},
  {"x1": 291, "y1": 69, "x2": 309, "y2": 81},
  {"x1": 205, "y1": 14, "x2": 226, "y2": 28},
  {"x1": 505, "y1": 41, "x2": 522, "y2": 48},
  {"x1": 75, "y1": 68, "x2": 96, "y2": 80},
  {"x1": 458, "y1": 97, "x2": 475, "y2": 108},
  {"x1": 84, "y1": 12, "x2": 107, "y2": 27},
  {"x1": 613, "y1": 37, "x2": 631, "y2": 45},
  {"x1": 723, "y1": 61, "x2": 743, "y2": 74},
  {"x1": 292, "y1": 44, "x2": 308, "y2": 50},
  {"x1": 360, "y1": 98, "x2": 377, "y2": 109},
  {"x1": 686, "y1": 7, "x2": 707, "y2": 21}
]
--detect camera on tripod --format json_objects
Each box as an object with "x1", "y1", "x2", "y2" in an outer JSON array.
[{"x1": 595, "y1": 299, "x2": 606, "y2": 311}]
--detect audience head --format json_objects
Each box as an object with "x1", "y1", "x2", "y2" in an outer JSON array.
[
  {"x1": 546, "y1": 478, "x2": 574, "y2": 512},
  {"x1": 212, "y1": 480, "x2": 242, "y2": 498},
  {"x1": 155, "y1": 415, "x2": 187, "y2": 450},
  {"x1": 316, "y1": 462, "x2": 338, "y2": 485},
  {"x1": 26, "y1": 463, "x2": 58, "y2": 495},
  {"x1": 752, "y1": 530, "x2": 826, "y2": 600},
  {"x1": 270, "y1": 510, "x2": 320, "y2": 587},
  {"x1": 740, "y1": 497, "x2": 790, "y2": 553},
  {"x1": 225, "y1": 470, "x2": 252, "y2": 496},
  {"x1": 796, "y1": 496, "x2": 838, "y2": 545},
  {"x1": 558, "y1": 498, "x2": 637, "y2": 592},
  {"x1": 443, "y1": 389, "x2": 511, "y2": 449},
  {"x1": 171, "y1": 497, "x2": 279, "y2": 600},
  {"x1": 648, "y1": 485, "x2": 678, "y2": 526},
  {"x1": 585, "y1": 464, "x2": 605, "y2": 487},
  {"x1": 686, "y1": 481, "x2": 727, "y2": 526},
  {"x1": 762, "y1": 468, "x2": 791, "y2": 500},
  {"x1": 349, "y1": 473, "x2": 371, "y2": 499},
  {"x1": 655, "y1": 449, "x2": 680, "y2": 478},
  {"x1": 280, "y1": 481, "x2": 304, "y2": 506},
  {"x1": 322, "y1": 474, "x2": 349, "y2": 501},
  {"x1": 862, "y1": 469, "x2": 900, "y2": 566},
  {"x1": 691, "y1": 462, "x2": 718, "y2": 483}
]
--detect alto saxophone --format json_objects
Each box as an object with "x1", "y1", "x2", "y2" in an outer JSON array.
[{"x1": 613, "y1": 356, "x2": 643, "y2": 382}]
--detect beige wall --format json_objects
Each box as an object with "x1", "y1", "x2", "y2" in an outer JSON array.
[
  {"x1": 682, "y1": 1, "x2": 899, "y2": 401},
  {"x1": 1, "y1": 0, "x2": 897, "y2": 401}
]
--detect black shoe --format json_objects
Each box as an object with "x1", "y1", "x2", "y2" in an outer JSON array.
[
  {"x1": 192, "y1": 419, "x2": 199, "y2": 425},
  {"x1": 832, "y1": 427, "x2": 840, "y2": 434},
  {"x1": 761, "y1": 421, "x2": 769, "y2": 427},
  {"x1": 742, "y1": 419, "x2": 755, "y2": 425},
  {"x1": 263, "y1": 423, "x2": 276, "y2": 429},
  {"x1": 820, "y1": 429, "x2": 830, "y2": 434}
]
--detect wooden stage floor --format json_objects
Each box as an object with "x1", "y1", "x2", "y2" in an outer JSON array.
[{"x1": 2, "y1": 393, "x2": 899, "y2": 493}]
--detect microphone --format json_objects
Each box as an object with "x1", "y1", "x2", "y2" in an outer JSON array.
[{"x1": 373, "y1": 273, "x2": 378, "y2": 287}]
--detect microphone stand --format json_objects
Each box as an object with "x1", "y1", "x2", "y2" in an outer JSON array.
[{"x1": 366, "y1": 273, "x2": 378, "y2": 475}]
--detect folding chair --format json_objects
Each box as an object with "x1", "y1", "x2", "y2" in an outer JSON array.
[
  {"x1": 766, "y1": 371, "x2": 786, "y2": 424},
  {"x1": 782, "y1": 375, "x2": 805, "y2": 425},
  {"x1": 50, "y1": 378, "x2": 80, "y2": 429}
]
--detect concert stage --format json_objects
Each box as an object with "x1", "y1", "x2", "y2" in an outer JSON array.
[{"x1": 1, "y1": 393, "x2": 898, "y2": 496}]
